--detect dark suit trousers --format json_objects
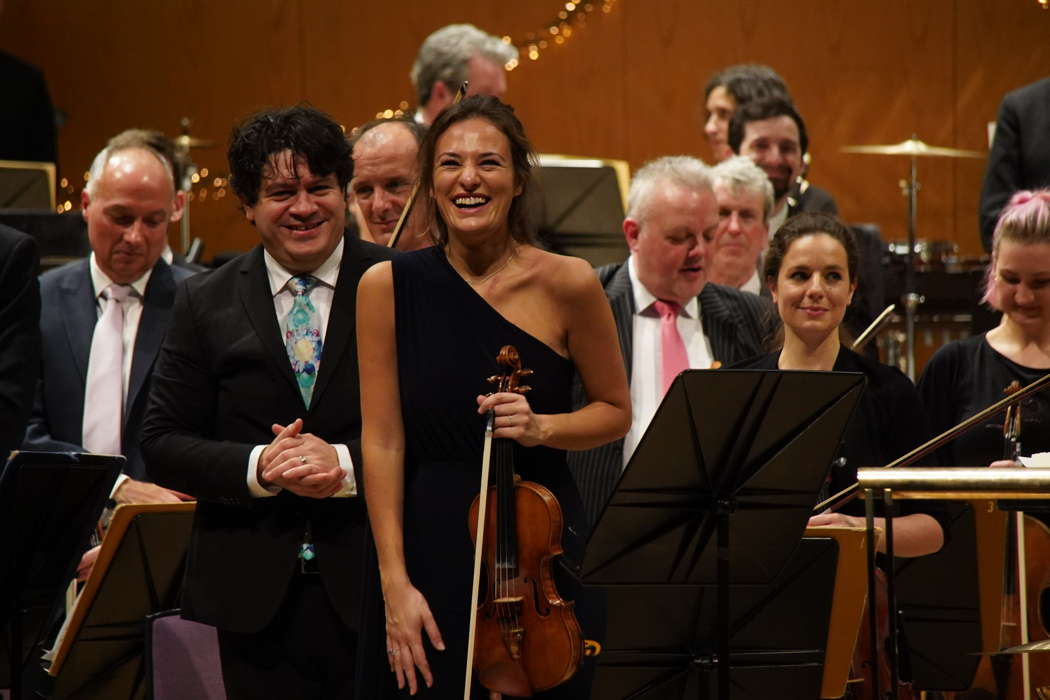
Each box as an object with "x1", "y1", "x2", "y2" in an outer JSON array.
[{"x1": 216, "y1": 575, "x2": 357, "y2": 699}]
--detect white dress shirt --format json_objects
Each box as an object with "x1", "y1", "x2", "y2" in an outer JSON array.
[
  {"x1": 741, "y1": 268, "x2": 761, "y2": 296},
  {"x1": 245, "y1": 238, "x2": 357, "y2": 498},
  {"x1": 768, "y1": 202, "x2": 789, "y2": 238},
  {"x1": 623, "y1": 256, "x2": 713, "y2": 467},
  {"x1": 88, "y1": 254, "x2": 152, "y2": 496}
]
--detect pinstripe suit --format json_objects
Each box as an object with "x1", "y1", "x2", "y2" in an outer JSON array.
[{"x1": 568, "y1": 261, "x2": 777, "y2": 527}]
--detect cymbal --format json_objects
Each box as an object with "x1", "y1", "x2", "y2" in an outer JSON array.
[
  {"x1": 841, "y1": 137, "x2": 983, "y2": 159},
  {"x1": 174, "y1": 134, "x2": 216, "y2": 150},
  {"x1": 991, "y1": 639, "x2": 1050, "y2": 655}
]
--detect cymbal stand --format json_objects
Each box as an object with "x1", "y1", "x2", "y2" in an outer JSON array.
[
  {"x1": 176, "y1": 117, "x2": 196, "y2": 254},
  {"x1": 898, "y1": 146, "x2": 924, "y2": 381}
]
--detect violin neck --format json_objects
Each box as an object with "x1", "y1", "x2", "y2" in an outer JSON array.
[{"x1": 493, "y1": 438, "x2": 519, "y2": 578}]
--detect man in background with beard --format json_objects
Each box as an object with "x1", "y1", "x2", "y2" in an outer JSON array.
[{"x1": 728, "y1": 96, "x2": 837, "y2": 236}]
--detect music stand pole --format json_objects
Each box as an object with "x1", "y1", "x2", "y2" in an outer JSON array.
[
  {"x1": 8, "y1": 596, "x2": 22, "y2": 700},
  {"x1": 717, "y1": 499, "x2": 732, "y2": 699},
  {"x1": 883, "y1": 489, "x2": 901, "y2": 691},
  {"x1": 864, "y1": 489, "x2": 882, "y2": 699}
]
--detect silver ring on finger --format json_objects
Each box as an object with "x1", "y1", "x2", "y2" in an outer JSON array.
[{"x1": 299, "y1": 455, "x2": 308, "y2": 464}]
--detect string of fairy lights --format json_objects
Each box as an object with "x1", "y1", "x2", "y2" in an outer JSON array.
[
  {"x1": 57, "y1": 2, "x2": 617, "y2": 213},
  {"x1": 372, "y1": 0, "x2": 617, "y2": 120}
]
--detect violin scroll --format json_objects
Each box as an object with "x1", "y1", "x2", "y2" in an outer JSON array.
[{"x1": 488, "y1": 345, "x2": 533, "y2": 396}]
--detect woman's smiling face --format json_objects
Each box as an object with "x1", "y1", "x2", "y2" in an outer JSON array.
[
  {"x1": 770, "y1": 232, "x2": 856, "y2": 346},
  {"x1": 432, "y1": 117, "x2": 521, "y2": 242}
]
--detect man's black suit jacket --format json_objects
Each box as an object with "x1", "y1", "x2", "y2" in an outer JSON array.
[
  {"x1": 23, "y1": 257, "x2": 194, "y2": 479},
  {"x1": 979, "y1": 76, "x2": 1050, "y2": 251},
  {"x1": 0, "y1": 224, "x2": 40, "y2": 456},
  {"x1": 141, "y1": 234, "x2": 393, "y2": 635},
  {"x1": 567, "y1": 262, "x2": 777, "y2": 526},
  {"x1": 787, "y1": 183, "x2": 838, "y2": 218}
]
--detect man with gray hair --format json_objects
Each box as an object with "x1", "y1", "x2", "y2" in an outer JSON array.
[
  {"x1": 410, "y1": 23, "x2": 518, "y2": 125},
  {"x1": 23, "y1": 129, "x2": 195, "y2": 504},
  {"x1": 568, "y1": 156, "x2": 775, "y2": 524},
  {"x1": 707, "y1": 155, "x2": 774, "y2": 294}
]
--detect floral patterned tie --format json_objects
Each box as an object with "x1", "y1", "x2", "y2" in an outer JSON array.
[{"x1": 285, "y1": 275, "x2": 322, "y2": 408}]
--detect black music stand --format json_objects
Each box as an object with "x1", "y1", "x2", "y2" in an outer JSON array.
[
  {"x1": 582, "y1": 369, "x2": 866, "y2": 699},
  {"x1": 46, "y1": 503, "x2": 196, "y2": 700},
  {"x1": 589, "y1": 537, "x2": 840, "y2": 699},
  {"x1": 891, "y1": 503, "x2": 982, "y2": 690},
  {"x1": 532, "y1": 155, "x2": 630, "y2": 267},
  {"x1": 0, "y1": 451, "x2": 124, "y2": 700}
]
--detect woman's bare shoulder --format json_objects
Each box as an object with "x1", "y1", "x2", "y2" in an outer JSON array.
[{"x1": 520, "y1": 247, "x2": 598, "y2": 294}]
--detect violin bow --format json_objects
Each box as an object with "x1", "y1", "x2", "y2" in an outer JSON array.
[
  {"x1": 851, "y1": 304, "x2": 896, "y2": 353},
  {"x1": 463, "y1": 410, "x2": 495, "y2": 700},
  {"x1": 387, "y1": 81, "x2": 469, "y2": 250},
  {"x1": 814, "y1": 369, "x2": 1050, "y2": 514}
]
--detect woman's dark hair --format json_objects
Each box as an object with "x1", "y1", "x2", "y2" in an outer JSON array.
[
  {"x1": 764, "y1": 213, "x2": 859, "y2": 350},
  {"x1": 703, "y1": 64, "x2": 790, "y2": 105},
  {"x1": 228, "y1": 105, "x2": 353, "y2": 206},
  {"x1": 418, "y1": 95, "x2": 537, "y2": 246}
]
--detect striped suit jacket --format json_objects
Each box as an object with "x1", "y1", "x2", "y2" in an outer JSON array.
[{"x1": 568, "y1": 262, "x2": 777, "y2": 528}]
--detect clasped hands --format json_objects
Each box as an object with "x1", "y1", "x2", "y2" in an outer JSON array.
[{"x1": 258, "y1": 418, "x2": 344, "y2": 498}]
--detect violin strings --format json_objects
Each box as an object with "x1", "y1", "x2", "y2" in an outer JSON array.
[{"x1": 497, "y1": 439, "x2": 512, "y2": 647}]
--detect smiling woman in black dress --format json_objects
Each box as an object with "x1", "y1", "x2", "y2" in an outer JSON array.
[{"x1": 357, "y1": 96, "x2": 631, "y2": 698}]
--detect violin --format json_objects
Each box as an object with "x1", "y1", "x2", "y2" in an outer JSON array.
[{"x1": 463, "y1": 345, "x2": 582, "y2": 698}]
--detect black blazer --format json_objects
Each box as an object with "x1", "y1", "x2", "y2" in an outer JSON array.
[
  {"x1": 979, "y1": 76, "x2": 1050, "y2": 251},
  {"x1": 23, "y1": 257, "x2": 194, "y2": 479},
  {"x1": 141, "y1": 234, "x2": 393, "y2": 634},
  {"x1": 787, "y1": 183, "x2": 838, "y2": 218},
  {"x1": 567, "y1": 262, "x2": 777, "y2": 526},
  {"x1": 0, "y1": 225, "x2": 40, "y2": 456}
]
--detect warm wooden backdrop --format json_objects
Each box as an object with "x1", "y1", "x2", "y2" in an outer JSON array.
[{"x1": 2, "y1": 0, "x2": 1048, "y2": 260}]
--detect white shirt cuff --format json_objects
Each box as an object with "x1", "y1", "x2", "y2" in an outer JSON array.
[
  {"x1": 247, "y1": 444, "x2": 280, "y2": 498},
  {"x1": 332, "y1": 444, "x2": 357, "y2": 497},
  {"x1": 109, "y1": 472, "x2": 130, "y2": 499}
]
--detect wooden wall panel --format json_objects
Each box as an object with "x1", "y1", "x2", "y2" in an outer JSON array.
[{"x1": 1, "y1": 0, "x2": 1048, "y2": 259}]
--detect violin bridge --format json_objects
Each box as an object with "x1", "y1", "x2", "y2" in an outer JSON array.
[{"x1": 492, "y1": 595, "x2": 525, "y2": 604}]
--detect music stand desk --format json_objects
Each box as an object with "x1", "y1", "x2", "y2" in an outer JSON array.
[
  {"x1": 803, "y1": 526, "x2": 870, "y2": 699},
  {"x1": 47, "y1": 503, "x2": 195, "y2": 700},
  {"x1": 0, "y1": 451, "x2": 123, "y2": 699}
]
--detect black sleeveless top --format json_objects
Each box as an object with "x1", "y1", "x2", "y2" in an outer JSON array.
[{"x1": 391, "y1": 246, "x2": 591, "y2": 698}]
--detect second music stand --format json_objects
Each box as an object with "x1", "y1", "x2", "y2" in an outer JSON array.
[{"x1": 583, "y1": 369, "x2": 866, "y2": 698}]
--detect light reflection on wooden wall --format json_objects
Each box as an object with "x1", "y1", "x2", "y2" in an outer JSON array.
[{"x1": 1, "y1": 0, "x2": 1047, "y2": 259}]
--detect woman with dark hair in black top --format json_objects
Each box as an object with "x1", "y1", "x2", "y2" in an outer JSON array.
[{"x1": 741, "y1": 212, "x2": 944, "y2": 556}]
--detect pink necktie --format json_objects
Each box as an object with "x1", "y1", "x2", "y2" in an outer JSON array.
[
  {"x1": 654, "y1": 299, "x2": 689, "y2": 395},
  {"x1": 82, "y1": 284, "x2": 131, "y2": 455}
]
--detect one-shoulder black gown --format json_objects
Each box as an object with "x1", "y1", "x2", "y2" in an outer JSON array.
[{"x1": 391, "y1": 247, "x2": 595, "y2": 699}]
